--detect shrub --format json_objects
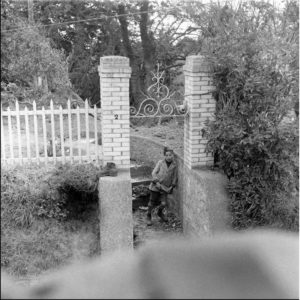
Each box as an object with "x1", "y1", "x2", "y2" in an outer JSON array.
[
  {"x1": 1, "y1": 163, "x2": 101, "y2": 276},
  {"x1": 45, "y1": 163, "x2": 101, "y2": 220},
  {"x1": 1, "y1": 167, "x2": 38, "y2": 229},
  {"x1": 201, "y1": 1, "x2": 299, "y2": 230},
  {"x1": 1, "y1": 163, "x2": 101, "y2": 226}
]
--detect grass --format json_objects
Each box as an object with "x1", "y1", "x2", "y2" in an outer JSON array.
[
  {"x1": 1, "y1": 220, "x2": 73, "y2": 276},
  {"x1": 1, "y1": 163, "x2": 100, "y2": 278}
]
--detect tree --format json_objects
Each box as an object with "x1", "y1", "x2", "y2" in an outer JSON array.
[
  {"x1": 30, "y1": 0, "x2": 200, "y2": 106},
  {"x1": 32, "y1": 0, "x2": 124, "y2": 106},
  {"x1": 117, "y1": 2, "x2": 142, "y2": 105},
  {"x1": 1, "y1": 0, "x2": 71, "y2": 107}
]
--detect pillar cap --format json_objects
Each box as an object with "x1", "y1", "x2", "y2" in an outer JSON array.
[
  {"x1": 183, "y1": 55, "x2": 212, "y2": 73},
  {"x1": 99, "y1": 56, "x2": 131, "y2": 75},
  {"x1": 100, "y1": 56, "x2": 130, "y2": 67}
]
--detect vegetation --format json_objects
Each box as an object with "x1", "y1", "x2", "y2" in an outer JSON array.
[
  {"x1": 1, "y1": 163, "x2": 101, "y2": 277},
  {"x1": 0, "y1": 1, "x2": 298, "y2": 275},
  {"x1": 1, "y1": 0, "x2": 200, "y2": 107},
  {"x1": 1, "y1": 0, "x2": 71, "y2": 107},
  {"x1": 201, "y1": 1, "x2": 299, "y2": 230}
]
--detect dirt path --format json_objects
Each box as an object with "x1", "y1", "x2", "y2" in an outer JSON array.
[
  {"x1": 133, "y1": 207, "x2": 183, "y2": 248},
  {"x1": 130, "y1": 120, "x2": 184, "y2": 157}
]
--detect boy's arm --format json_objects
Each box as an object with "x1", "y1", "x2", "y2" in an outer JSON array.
[
  {"x1": 151, "y1": 160, "x2": 161, "y2": 183},
  {"x1": 171, "y1": 166, "x2": 178, "y2": 188}
]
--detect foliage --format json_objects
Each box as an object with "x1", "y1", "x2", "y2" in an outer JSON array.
[
  {"x1": 1, "y1": 163, "x2": 101, "y2": 226},
  {"x1": 25, "y1": 0, "x2": 200, "y2": 106},
  {"x1": 1, "y1": 1, "x2": 71, "y2": 108},
  {"x1": 1, "y1": 0, "x2": 201, "y2": 106},
  {"x1": 1, "y1": 163, "x2": 100, "y2": 276},
  {"x1": 200, "y1": 1, "x2": 299, "y2": 230},
  {"x1": 1, "y1": 15, "x2": 70, "y2": 88},
  {"x1": 44, "y1": 163, "x2": 101, "y2": 219},
  {"x1": 55, "y1": 163, "x2": 100, "y2": 194},
  {"x1": 32, "y1": 0, "x2": 124, "y2": 105},
  {"x1": 8, "y1": 23, "x2": 70, "y2": 91}
]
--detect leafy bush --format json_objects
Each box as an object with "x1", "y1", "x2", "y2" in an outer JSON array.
[
  {"x1": 1, "y1": 163, "x2": 101, "y2": 227},
  {"x1": 45, "y1": 163, "x2": 101, "y2": 219},
  {"x1": 1, "y1": 163, "x2": 101, "y2": 276},
  {"x1": 1, "y1": 167, "x2": 38, "y2": 229},
  {"x1": 201, "y1": 1, "x2": 299, "y2": 230},
  {"x1": 2, "y1": 14, "x2": 71, "y2": 91}
]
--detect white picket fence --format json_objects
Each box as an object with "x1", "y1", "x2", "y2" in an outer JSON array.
[{"x1": 1, "y1": 99, "x2": 102, "y2": 165}]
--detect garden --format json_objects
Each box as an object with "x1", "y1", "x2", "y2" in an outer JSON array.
[
  {"x1": 1, "y1": 120, "x2": 184, "y2": 285},
  {"x1": 1, "y1": 0, "x2": 299, "y2": 287}
]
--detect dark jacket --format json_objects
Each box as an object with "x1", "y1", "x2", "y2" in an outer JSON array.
[{"x1": 149, "y1": 159, "x2": 178, "y2": 192}]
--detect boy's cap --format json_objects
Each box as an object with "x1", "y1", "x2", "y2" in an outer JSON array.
[{"x1": 164, "y1": 147, "x2": 174, "y2": 155}]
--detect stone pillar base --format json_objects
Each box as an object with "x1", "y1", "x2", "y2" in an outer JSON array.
[{"x1": 98, "y1": 170, "x2": 133, "y2": 254}]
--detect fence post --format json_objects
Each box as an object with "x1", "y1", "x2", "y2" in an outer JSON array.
[
  {"x1": 183, "y1": 55, "x2": 215, "y2": 169},
  {"x1": 98, "y1": 56, "x2": 131, "y2": 169}
]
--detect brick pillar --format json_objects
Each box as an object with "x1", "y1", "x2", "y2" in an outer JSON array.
[
  {"x1": 98, "y1": 56, "x2": 131, "y2": 169},
  {"x1": 183, "y1": 55, "x2": 215, "y2": 169}
]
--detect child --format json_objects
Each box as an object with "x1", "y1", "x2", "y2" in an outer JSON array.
[{"x1": 147, "y1": 147, "x2": 178, "y2": 226}]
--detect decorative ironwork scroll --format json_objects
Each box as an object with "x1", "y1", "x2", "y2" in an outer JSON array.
[{"x1": 130, "y1": 64, "x2": 188, "y2": 118}]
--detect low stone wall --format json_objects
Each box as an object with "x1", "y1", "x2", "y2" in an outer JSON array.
[{"x1": 130, "y1": 135, "x2": 231, "y2": 236}]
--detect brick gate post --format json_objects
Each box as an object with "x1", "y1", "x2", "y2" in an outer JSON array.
[
  {"x1": 98, "y1": 56, "x2": 131, "y2": 169},
  {"x1": 183, "y1": 55, "x2": 215, "y2": 169},
  {"x1": 98, "y1": 56, "x2": 133, "y2": 254}
]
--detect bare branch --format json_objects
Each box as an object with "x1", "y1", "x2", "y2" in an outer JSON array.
[
  {"x1": 170, "y1": 27, "x2": 199, "y2": 44},
  {"x1": 162, "y1": 63, "x2": 185, "y2": 71},
  {"x1": 166, "y1": 19, "x2": 184, "y2": 38},
  {"x1": 152, "y1": 13, "x2": 169, "y2": 34}
]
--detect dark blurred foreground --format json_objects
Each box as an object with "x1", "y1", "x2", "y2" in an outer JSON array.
[{"x1": 1, "y1": 230, "x2": 298, "y2": 299}]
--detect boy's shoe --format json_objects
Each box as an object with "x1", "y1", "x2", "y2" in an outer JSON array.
[
  {"x1": 159, "y1": 216, "x2": 168, "y2": 223},
  {"x1": 146, "y1": 215, "x2": 152, "y2": 226},
  {"x1": 157, "y1": 210, "x2": 168, "y2": 223}
]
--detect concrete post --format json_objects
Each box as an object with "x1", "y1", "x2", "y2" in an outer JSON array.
[
  {"x1": 183, "y1": 55, "x2": 215, "y2": 169},
  {"x1": 98, "y1": 56, "x2": 131, "y2": 169},
  {"x1": 98, "y1": 171, "x2": 133, "y2": 254}
]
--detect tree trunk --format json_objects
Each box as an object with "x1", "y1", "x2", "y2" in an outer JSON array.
[
  {"x1": 139, "y1": 0, "x2": 156, "y2": 90},
  {"x1": 28, "y1": 0, "x2": 34, "y2": 24},
  {"x1": 117, "y1": 3, "x2": 142, "y2": 106}
]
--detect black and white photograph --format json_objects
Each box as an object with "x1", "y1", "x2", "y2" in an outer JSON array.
[{"x1": 1, "y1": 0, "x2": 299, "y2": 298}]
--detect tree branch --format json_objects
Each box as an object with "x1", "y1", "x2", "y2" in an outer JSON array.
[
  {"x1": 162, "y1": 63, "x2": 185, "y2": 71},
  {"x1": 152, "y1": 13, "x2": 168, "y2": 34},
  {"x1": 170, "y1": 27, "x2": 199, "y2": 44}
]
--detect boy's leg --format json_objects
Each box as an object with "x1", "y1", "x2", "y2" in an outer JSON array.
[
  {"x1": 147, "y1": 191, "x2": 160, "y2": 225},
  {"x1": 157, "y1": 193, "x2": 168, "y2": 222}
]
